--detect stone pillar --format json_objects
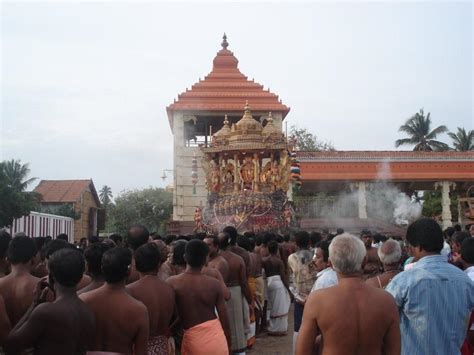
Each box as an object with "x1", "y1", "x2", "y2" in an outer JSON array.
[
  {"x1": 357, "y1": 182, "x2": 368, "y2": 219},
  {"x1": 435, "y1": 181, "x2": 456, "y2": 229}
]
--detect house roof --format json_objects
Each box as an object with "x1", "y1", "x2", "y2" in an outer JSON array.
[
  {"x1": 33, "y1": 179, "x2": 101, "y2": 207},
  {"x1": 166, "y1": 34, "x2": 290, "y2": 128}
]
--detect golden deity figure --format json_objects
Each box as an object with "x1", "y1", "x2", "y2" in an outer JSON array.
[
  {"x1": 269, "y1": 160, "x2": 281, "y2": 191},
  {"x1": 194, "y1": 207, "x2": 204, "y2": 232},
  {"x1": 209, "y1": 161, "x2": 221, "y2": 193},
  {"x1": 240, "y1": 156, "x2": 255, "y2": 190}
]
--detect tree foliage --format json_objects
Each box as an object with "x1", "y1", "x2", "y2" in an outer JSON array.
[
  {"x1": 289, "y1": 126, "x2": 335, "y2": 151},
  {"x1": 99, "y1": 185, "x2": 113, "y2": 207},
  {"x1": 107, "y1": 187, "x2": 173, "y2": 236},
  {"x1": 0, "y1": 160, "x2": 40, "y2": 227},
  {"x1": 421, "y1": 191, "x2": 458, "y2": 221},
  {"x1": 395, "y1": 109, "x2": 449, "y2": 151},
  {"x1": 448, "y1": 127, "x2": 474, "y2": 151},
  {"x1": 39, "y1": 203, "x2": 80, "y2": 220}
]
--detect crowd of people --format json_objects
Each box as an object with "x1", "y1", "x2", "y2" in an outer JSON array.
[{"x1": 0, "y1": 219, "x2": 472, "y2": 354}]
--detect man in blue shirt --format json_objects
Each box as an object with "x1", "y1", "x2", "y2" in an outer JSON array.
[{"x1": 386, "y1": 218, "x2": 474, "y2": 355}]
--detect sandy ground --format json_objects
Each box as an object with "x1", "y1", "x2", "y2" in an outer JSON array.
[{"x1": 249, "y1": 304, "x2": 294, "y2": 355}]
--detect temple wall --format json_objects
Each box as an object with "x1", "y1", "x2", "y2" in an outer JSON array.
[{"x1": 172, "y1": 111, "x2": 207, "y2": 221}]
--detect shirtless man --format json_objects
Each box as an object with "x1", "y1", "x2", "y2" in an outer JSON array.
[
  {"x1": 127, "y1": 224, "x2": 151, "y2": 283},
  {"x1": 80, "y1": 247, "x2": 149, "y2": 355},
  {"x1": 360, "y1": 230, "x2": 381, "y2": 277},
  {"x1": 0, "y1": 231, "x2": 11, "y2": 277},
  {"x1": 263, "y1": 241, "x2": 292, "y2": 335},
  {"x1": 218, "y1": 231, "x2": 251, "y2": 354},
  {"x1": 151, "y1": 239, "x2": 173, "y2": 281},
  {"x1": 0, "y1": 236, "x2": 39, "y2": 326},
  {"x1": 167, "y1": 239, "x2": 230, "y2": 354},
  {"x1": 203, "y1": 235, "x2": 230, "y2": 282},
  {"x1": 366, "y1": 239, "x2": 401, "y2": 289},
  {"x1": 0, "y1": 294, "x2": 11, "y2": 346},
  {"x1": 78, "y1": 242, "x2": 111, "y2": 294},
  {"x1": 224, "y1": 226, "x2": 251, "y2": 275},
  {"x1": 5, "y1": 248, "x2": 95, "y2": 354},
  {"x1": 127, "y1": 243, "x2": 175, "y2": 354},
  {"x1": 296, "y1": 234, "x2": 400, "y2": 355}
]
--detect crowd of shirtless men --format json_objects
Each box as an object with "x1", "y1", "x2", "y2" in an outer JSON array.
[{"x1": 0, "y1": 219, "x2": 473, "y2": 355}]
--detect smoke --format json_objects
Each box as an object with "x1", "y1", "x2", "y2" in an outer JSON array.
[{"x1": 300, "y1": 159, "x2": 422, "y2": 226}]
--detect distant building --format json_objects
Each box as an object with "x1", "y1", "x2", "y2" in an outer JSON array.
[{"x1": 34, "y1": 179, "x2": 103, "y2": 240}]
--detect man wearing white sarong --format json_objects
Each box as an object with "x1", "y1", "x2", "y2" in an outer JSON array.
[{"x1": 263, "y1": 241, "x2": 292, "y2": 335}]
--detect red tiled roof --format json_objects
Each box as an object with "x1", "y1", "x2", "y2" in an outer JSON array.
[
  {"x1": 166, "y1": 35, "x2": 290, "y2": 128},
  {"x1": 297, "y1": 150, "x2": 474, "y2": 162},
  {"x1": 33, "y1": 180, "x2": 100, "y2": 206}
]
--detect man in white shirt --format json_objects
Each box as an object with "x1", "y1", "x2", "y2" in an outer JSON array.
[{"x1": 311, "y1": 240, "x2": 337, "y2": 292}]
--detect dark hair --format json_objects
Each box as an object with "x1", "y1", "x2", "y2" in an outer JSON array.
[
  {"x1": 336, "y1": 228, "x2": 344, "y2": 235},
  {"x1": 237, "y1": 235, "x2": 251, "y2": 252},
  {"x1": 453, "y1": 231, "x2": 471, "y2": 246},
  {"x1": 56, "y1": 233, "x2": 68, "y2": 241},
  {"x1": 109, "y1": 234, "x2": 123, "y2": 245},
  {"x1": 263, "y1": 232, "x2": 275, "y2": 245},
  {"x1": 406, "y1": 218, "x2": 443, "y2": 253},
  {"x1": 194, "y1": 232, "x2": 207, "y2": 241},
  {"x1": 360, "y1": 229, "x2": 372, "y2": 237},
  {"x1": 248, "y1": 238, "x2": 255, "y2": 251},
  {"x1": 152, "y1": 235, "x2": 162, "y2": 241},
  {"x1": 373, "y1": 233, "x2": 387, "y2": 244},
  {"x1": 309, "y1": 232, "x2": 322, "y2": 247},
  {"x1": 243, "y1": 231, "x2": 255, "y2": 240},
  {"x1": 164, "y1": 235, "x2": 176, "y2": 245},
  {"x1": 204, "y1": 235, "x2": 219, "y2": 248},
  {"x1": 268, "y1": 241, "x2": 279, "y2": 255},
  {"x1": 185, "y1": 239, "x2": 209, "y2": 268},
  {"x1": 127, "y1": 225, "x2": 150, "y2": 250},
  {"x1": 172, "y1": 240, "x2": 187, "y2": 266},
  {"x1": 283, "y1": 234, "x2": 290, "y2": 242},
  {"x1": 84, "y1": 243, "x2": 111, "y2": 277},
  {"x1": 218, "y1": 232, "x2": 230, "y2": 249},
  {"x1": 444, "y1": 227, "x2": 455, "y2": 238},
  {"x1": 134, "y1": 243, "x2": 161, "y2": 273},
  {"x1": 48, "y1": 249, "x2": 85, "y2": 287},
  {"x1": 223, "y1": 226, "x2": 238, "y2": 245},
  {"x1": 255, "y1": 234, "x2": 263, "y2": 246},
  {"x1": 0, "y1": 230, "x2": 12, "y2": 258},
  {"x1": 454, "y1": 224, "x2": 462, "y2": 232},
  {"x1": 7, "y1": 236, "x2": 37, "y2": 264},
  {"x1": 294, "y1": 231, "x2": 310, "y2": 248},
  {"x1": 34, "y1": 237, "x2": 47, "y2": 260},
  {"x1": 102, "y1": 247, "x2": 132, "y2": 283},
  {"x1": 318, "y1": 240, "x2": 330, "y2": 262},
  {"x1": 88, "y1": 236, "x2": 100, "y2": 244},
  {"x1": 45, "y1": 239, "x2": 70, "y2": 259},
  {"x1": 461, "y1": 237, "x2": 474, "y2": 264}
]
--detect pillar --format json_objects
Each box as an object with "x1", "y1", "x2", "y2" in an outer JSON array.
[
  {"x1": 358, "y1": 182, "x2": 368, "y2": 219},
  {"x1": 435, "y1": 181, "x2": 456, "y2": 229}
]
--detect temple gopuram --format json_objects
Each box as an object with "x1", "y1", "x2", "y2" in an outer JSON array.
[{"x1": 167, "y1": 35, "x2": 474, "y2": 235}]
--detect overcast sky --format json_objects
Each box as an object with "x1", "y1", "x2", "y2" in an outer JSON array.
[{"x1": 1, "y1": 1, "x2": 472, "y2": 197}]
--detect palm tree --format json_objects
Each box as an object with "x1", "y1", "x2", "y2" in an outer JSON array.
[
  {"x1": 448, "y1": 127, "x2": 474, "y2": 151},
  {"x1": 2, "y1": 159, "x2": 37, "y2": 191},
  {"x1": 395, "y1": 109, "x2": 449, "y2": 151},
  {"x1": 99, "y1": 185, "x2": 113, "y2": 206}
]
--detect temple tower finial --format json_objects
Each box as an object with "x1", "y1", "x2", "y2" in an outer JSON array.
[{"x1": 221, "y1": 33, "x2": 229, "y2": 49}]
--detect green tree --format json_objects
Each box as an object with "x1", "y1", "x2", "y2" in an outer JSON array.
[
  {"x1": 107, "y1": 187, "x2": 173, "y2": 236},
  {"x1": 289, "y1": 126, "x2": 335, "y2": 151},
  {"x1": 421, "y1": 191, "x2": 458, "y2": 221},
  {"x1": 0, "y1": 160, "x2": 39, "y2": 227},
  {"x1": 99, "y1": 185, "x2": 113, "y2": 207},
  {"x1": 448, "y1": 127, "x2": 474, "y2": 151},
  {"x1": 395, "y1": 109, "x2": 449, "y2": 151}
]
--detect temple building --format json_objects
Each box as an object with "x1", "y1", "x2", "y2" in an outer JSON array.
[
  {"x1": 167, "y1": 35, "x2": 474, "y2": 234},
  {"x1": 167, "y1": 34, "x2": 290, "y2": 233}
]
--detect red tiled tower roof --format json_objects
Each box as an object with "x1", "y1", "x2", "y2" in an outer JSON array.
[
  {"x1": 167, "y1": 34, "x2": 290, "y2": 128},
  {"x1": 33, "y1": 179, "x2": 101, "y2": 206}
]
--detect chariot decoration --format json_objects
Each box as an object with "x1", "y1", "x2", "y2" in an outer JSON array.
[{"x1": 197, "y1": 102, "x2": 295, "y2": 233}]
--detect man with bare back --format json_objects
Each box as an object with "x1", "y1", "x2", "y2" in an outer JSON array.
[
  {"x1": 78, "y1": 242, "x2": 111, "y2": 294},
  {"x1": 167, "y1": 239, "x2": 230, "y2": 354},
  {"x1": 296, "y1": 233, "x2": 400, "y2": 355},
  {"x1": 127, "y1": 243, "x2": 175, "y2": 355},
  {"x1": 0, "y1": 294, "x2": 10, "y2": 347},
  {"x1": 203, "y1": 235, "x2": 230, "y2": 282},
  {"x1": 80, "y1": 247, "x2": 149, "y2": 355},
  {"x1": 0, "y1": 236, "x2": 39, "y2": 326},
  {"x1": 218, "y1": 231, "x2": 251, "y2": 354},
  {"x1": 5, "y1": 248, "x2": 95, "y2": 354}
]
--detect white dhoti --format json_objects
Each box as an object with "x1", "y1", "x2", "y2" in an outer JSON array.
[{"x1": 266, "y1": 275, "x2": 291, "y2": 335}]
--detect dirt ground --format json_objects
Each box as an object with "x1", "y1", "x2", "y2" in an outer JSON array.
[{"x1": 249, "y1": 304, "x2": 294, "y2": 355}]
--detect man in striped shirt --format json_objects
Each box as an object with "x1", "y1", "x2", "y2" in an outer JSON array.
[{"x1": 386, "y1": 218, "x2": 474, "y2": 355}]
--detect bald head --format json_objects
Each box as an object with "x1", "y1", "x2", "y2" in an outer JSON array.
[{"x1": 377, "y1": 239, "x2": 402, "y2": 265}]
